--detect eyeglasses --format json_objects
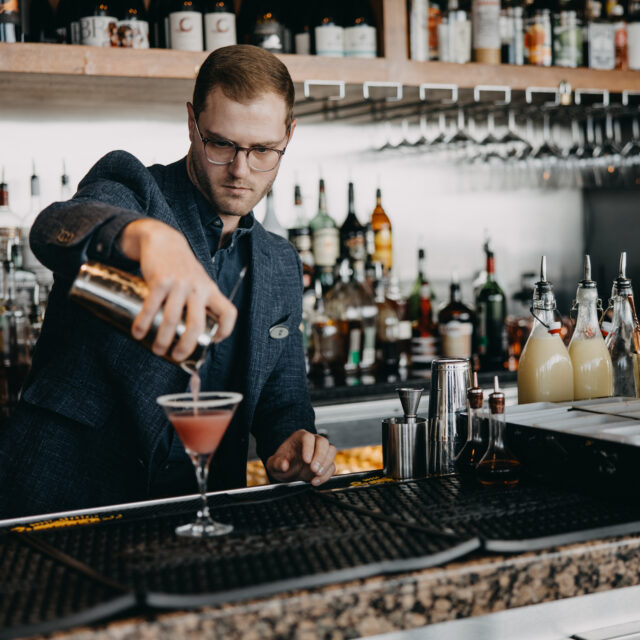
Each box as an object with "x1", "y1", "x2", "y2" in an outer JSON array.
[{"x1": 193, "y1": 118, "x2": 287, "y2": 173}]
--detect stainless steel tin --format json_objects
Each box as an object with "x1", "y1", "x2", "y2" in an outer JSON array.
[
  {"x1": 382, "y1": 417, "x2": 428, "y2": 480},
  {"x1": 69, "y1": 261, "x2": 217, "y2": 374},
  {"x1": 428, "y1": 357, "x2": 472, "y2": 475}
]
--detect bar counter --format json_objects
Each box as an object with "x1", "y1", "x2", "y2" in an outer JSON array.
[{"x1": 20, "y1": 529, "x2": 640, "y2": 640}]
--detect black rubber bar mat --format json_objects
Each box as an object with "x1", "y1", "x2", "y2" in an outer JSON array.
[{"x1": 4, "y1": 474, "x2": 640, "y2": 638}]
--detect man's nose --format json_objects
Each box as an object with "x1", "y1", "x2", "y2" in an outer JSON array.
[{"x1": 228, "y1": 150, "x2": 251, "y2": 179}]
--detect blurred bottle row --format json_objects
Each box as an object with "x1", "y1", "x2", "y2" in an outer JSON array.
[
  {"x1": 409, "y1": 0, "x2": 639, "y2": 69},
  {"x1": 263, "y1": 179, "x2": 534, "y2": 387},
  {"x1": 0, "y1": 0, "x2": 380, "y2": 58}
]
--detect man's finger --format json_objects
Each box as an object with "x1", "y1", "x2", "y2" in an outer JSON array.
[
  {"x1": 132, "y1": 281, "x2": 170, "y2": 339},
  {"x1": 311, "y1": 463, "x2": 336, "y2": 487},
  {"x1": 153, "y1": 285, "x2": 189, "y2": 355},
  {"x1": 207, "y1": 286, "x2": 237, "y2": 342},
  {"x1": 301, "y1": 431, "x2": 317, "y2": 465},
  {"x1": 309, "y1": 435, "x2": 330, "y2": 474},
  {"x1": 172, "y1": 293, "x2": 207, "y2": 361}
]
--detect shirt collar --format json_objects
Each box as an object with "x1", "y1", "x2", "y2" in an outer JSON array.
[{"x1": 192, "y1": 185, "x2": 255, "y2": 240}]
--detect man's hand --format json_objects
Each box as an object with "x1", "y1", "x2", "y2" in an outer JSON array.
[
  {"x1": 266, "y1": 430, "x2": 337, "y2": 487},
  {"x1": 118, "y1": 218, "x2": 237, "y2": 361}
]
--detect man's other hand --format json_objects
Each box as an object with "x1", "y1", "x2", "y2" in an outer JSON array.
[
  {"x1": 118, "y1": 218, "x2": 237, "y2": 361},
  {"x1": 266, "y1": 430, "x2": 337, "y2": 487}
]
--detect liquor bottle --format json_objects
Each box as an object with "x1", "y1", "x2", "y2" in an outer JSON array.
[
  {"x1": 568, "y1": 256, "x2": 613, "y2": 400},
  {"x1": 80, "y1": 0, "x2": 118, "y2": 46},
  {"x1": 605, "y1": 252, "x2": 638, "y2": 397},
  {"x1": 28, "y1": 0, "x2": 57, "y2": 42},
  {"x1": 168, "y1": 0, "x2": 203, "y2": 51},
  {"x1": 629, "y1": 0, "x2": 640, "y2": 69},
  {"x1": 293, "y1": 2, "x2": 311, "y2": 53},
  {"x1": 476, "y1": 377, "x2": 520, "y2": 486},
  {"x1": 375, "y1": 277, "x2": 400, "y2": 374},
  {"x1": 261, "y1": 189, "x2": 288, "y2": 239},
  {"x1": 524, "y1": 0, "x2": 553, "y2": 65},
  {"x1": 251, "y1": 0, "x2": 284, "y2": 52},
  {"x1": 608, "y1": 0, "x2": 628, "y2": 68},
  {"x1": 344, "y1": 0, "x2": 377, "y2": 58},
  {"x1": 409, "y1": 249, "x2": 438, "y2": 377},
  {"x1": 475, "y1": 247, "x2": 507, "y2": 370},
  {"x1": 118, "y1": 0, "x2": 150, "y2": 48},
  {"x1": 438, "y1": 272, "x2": 476, "y2": 360},
  {"x1": 370, "y1": 188, "x2": 392, "y2": 274},
  {"x1": 26, "y1": 160, "x2": 41, "y2": 226},
  {"x1": 61, "y1": 160, "x2": 72, "y2": 200},
  {"x1": 310, "y1": 179, "x2": 339, "y2": 293},
  {"x1": 517, "y1": 256, "x2": 574, "y2": 404},
  {"x1": 204, "y1": 0, "x2": 236, "y2": 50},
  {"x1": 0, "y1": 0, "x2": 22, "y2": 42},
  {"x1": 429, "y1": 0, "x2": 443, "y2": 59},
  {"x1": 553, "y1": 0, "x2": 584, "y2": 67},
  {"x1": 455, "y1": 372, "x2": 486, "y2": 472},
  {"x1": 0, "y1": 169, "x2": 21, "y2": 229},
  {"x1": 439, "y1": 0, "x2": 472, "y2": 63},
  {"x1": 314, "y1": 0, "x2": 344, "y2": 56},
  {"x1": 308, "y1": 279, "x2": 341, "y2": 383},
  {"x1": 409, "y1": 0, "x2": 429, "y2": 60},
  {"x1": 587, "y1": 0, "x2": 615, "y2": 68},
  {"x1": 340, "y1": 182, "x2": 366, "y2": 268},
  {"x1": 472, "y1": 0, "x2": 501, "y2": 63},
  {"x1": 288, "y1": 185, "x2": 314, "y2": 291},
  {"x1": 0, "y1": 260, "x2": 32, "y2": 421},
  {"x1": 408, "y1": 248, "x2": 434, "y2": 324}
]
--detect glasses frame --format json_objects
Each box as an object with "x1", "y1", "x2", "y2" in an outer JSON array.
[{"x1": 193, "y1": 117, "x2": 288, "y2": 173}]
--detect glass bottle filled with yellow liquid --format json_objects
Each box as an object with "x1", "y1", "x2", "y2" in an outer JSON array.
[
  {"x1": 517, "y1": 256, "x2": 574, "y2": 404},
  {"x1": 568, "y1": 255, "x2": 613, "y2": 400}
]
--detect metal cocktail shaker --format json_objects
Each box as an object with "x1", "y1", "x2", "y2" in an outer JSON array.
[
  {"x1": 382, "y1": 387, "x2": 428, "y2": 480},
  {"x1": 69, "y1": 261, "x2": 218, "y2": 374},
  {"x1": 428, "y1": 357, "x2": 473, "y2": 475}
]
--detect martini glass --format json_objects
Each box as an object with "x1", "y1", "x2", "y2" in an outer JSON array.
[{"x1": 157, "y1": 391, "x2": 243, "y2": 538}]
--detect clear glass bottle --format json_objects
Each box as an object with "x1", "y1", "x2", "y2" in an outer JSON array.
[
  {"x1": 476, "y1": 376, "x2": 520, "y2": 486},
  {"x1": 261, "y1": 189, "x2": 288, "y2": 239},
  {"x1": 455, "y1": 372, "x2": 486, "y2": 472},
  {"x1": 375, "y1": 276, "x2": 400, "y2": 374},
  {"x1": 308, "y1": 279, "x2": 341, "y2": 384},
  {"x1": 310, "y1": 178, "x2": 339, "y2": 292},
  {"x1": 568, "y1": 255, "x2": 613, "y2": 400},
  {"x1": 605, "y1": 251, "x2": 638, "y2": 397},
  {"x1": 517, "y1": 256, "x2": 574, "y2": 404}
]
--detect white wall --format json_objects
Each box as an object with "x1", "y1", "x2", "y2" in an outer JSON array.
[{"x1": 0, "y1": 111, "x2": 584, "y2": 310}]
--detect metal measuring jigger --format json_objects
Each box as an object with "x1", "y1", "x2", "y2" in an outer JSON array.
[
  {"x1": 428, "y1": 358, "x2": 473, "y2": 476},
  {"x1": 382, "y1": 387, "x2": 428, "y2": 480}
]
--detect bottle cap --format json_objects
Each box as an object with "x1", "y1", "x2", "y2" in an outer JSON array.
[
  {"x1": 489, "y1": 376, "x2": 505, "y2": 414},
  {"x1": 578, "y1": 254, "x2": 596, "y2": 289},
  {"x1": 548, "y1": 321, "x2": 563, "y2": 335},
  {"x1": 467, "y1": 371, "x2": 483, "y2": 409}
]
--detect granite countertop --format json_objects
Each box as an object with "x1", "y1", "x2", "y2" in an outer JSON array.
[{"x1": 24, "y1": 533, "x2": 640, "y2": 640}]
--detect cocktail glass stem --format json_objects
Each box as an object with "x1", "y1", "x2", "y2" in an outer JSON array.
[{"x1": 193, "y1": 453, "x2": 212, "y2": 524}]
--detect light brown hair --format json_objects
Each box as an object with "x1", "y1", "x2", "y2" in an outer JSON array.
[{"x1": 192, "y1": 45, "x2": 295, "y2": 128}]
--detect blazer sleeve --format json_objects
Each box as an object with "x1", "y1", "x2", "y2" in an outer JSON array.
[
  {"x1": 251, "y1": 248, "x2": 316, "y2": 464},
  {"x1": 29, "y1": 150, "x2": 153, "y2": 279}
]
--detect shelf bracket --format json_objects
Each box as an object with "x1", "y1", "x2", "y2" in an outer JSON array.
[
  {"x1": 302, "y1": 80, "x2": 346, "y2": 101},
  {"x1": 473, "y1": 85, "x2": 511, "y2": 105},
  {"x1": 574, "y1": 88, "x2": 610, "y2": 107},
  {"x1": 622, "y1": 90, "x2": 640, "y2": 106},
  {"x1": 419, "y1": 83, "x2": 458, "y2": 104},
  {"x1": 363, "y1": 81, "x2": 403, "y2": 102},
  {"x1": 525, "y1": 87, "x2": 560, "y2": 106}
]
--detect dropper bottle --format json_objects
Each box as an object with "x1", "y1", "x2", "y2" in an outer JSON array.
[
  {"x1": 568, "y1": 255, "x2": 613, "y2": 400},
  {"x1": 477, "y1": 376, "x2": 520, "y2": 487},
  {"x1": 455, "y1": 371, "x2": 485, "y2": 472},
  {"x1": 605, "y1": 252, "x2": 637, "y2": 397},
  {"x1": 517, "y1": 256, "x2": 574, "y2": 404}
]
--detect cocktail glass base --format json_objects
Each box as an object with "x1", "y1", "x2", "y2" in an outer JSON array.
[{"x1": 176, "y1": 519, "x2": 233, "y2": 538}]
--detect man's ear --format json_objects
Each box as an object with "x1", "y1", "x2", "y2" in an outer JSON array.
[
  {"x1": 287, "y1": 118, "x2": 297, "y2": 143},
  {"x1": 186, "y1": 102, "x2": 196, "y2": 143}
]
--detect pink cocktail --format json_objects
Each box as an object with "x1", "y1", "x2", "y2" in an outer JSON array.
[{"x1": 157, "y1": 391, "x2": 243, "y2": 538}]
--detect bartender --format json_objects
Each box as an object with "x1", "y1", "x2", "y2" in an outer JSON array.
[{"x1": 0, "y1": 45, "x2": 336, "y2": 518}]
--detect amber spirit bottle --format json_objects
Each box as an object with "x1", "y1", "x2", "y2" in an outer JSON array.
[{"x1": 371, "y1": 188, "x2": 392, "y2": 274}]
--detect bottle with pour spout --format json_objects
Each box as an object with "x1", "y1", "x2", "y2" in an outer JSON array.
[
  {"x1": 517, "y1": 256, "x2": 574, "y2": 404},
  {"x1": 568, "y1": 255, "x2": 613, "y2": 400},
  {"x1": 605, "y1": 251, "x2": 638, "y2": 397}
]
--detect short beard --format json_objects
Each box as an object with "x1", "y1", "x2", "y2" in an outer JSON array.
[{"x1": 187, "y1": 149, "x2": 277, "y2": 217}]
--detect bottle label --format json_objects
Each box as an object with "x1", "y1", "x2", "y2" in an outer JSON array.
[
  {"x1": 472, "y1": 0, "x2": 500, "y2": 50},
  {"x1": 553, "y1": 19, "x2": 583, "y2": 67},
  {"x1": 614, "y1": 21, "x2": 627, "y2": 68},
  {"x1": 169, "y1": 11, "x2": 203, "y2": 51},
  {"x1": 70, "y1": 20, "x2": 81, "y2": 44},
  {"x1": 362, "y1": 326, "x2": 377, "y2": 368},
  {"x1": 117, "y1": 19, "x2": 150, "y2": 48},
  {"x1": 439, "y1": 16, "x2": 472, "y2": 63},
  {"x1": 312, "y1": 227, "x2": 339, "y2": 267},
  {"x1": 397, "y1": 320, "x2": 413, "y2": 341},
  {"x1": 344, "y1": 24, "x2": 376, "y2": 58},
  {"x1": 524, "y1": 15, "x2": 552, "y2": 66},
  {"x1": 347, "y1": 327, "x2": 362, "y2": 368},
  {"x1": 80, "y1": 15, "x2": 118, "y2": 47},
  {"x1": 428, "y1": 4, "x2": 442, "y2": 59},
  {"x1": 373, "y1": 227, "x2": 392, "y2": 271},
  {"x1": 291, "y1": 233, "x2": 312, "y2": 253},
  {"x1": 295, "y1": 31, "x2": 310, "y2": 55},
  {"x1": 315, "y1": 24, "x2": 344, "y2": 56},
  {"x1": 629, "y1": 24, "x2": 640, "y2": 70},
  {"x1": 345, "y1": 234, "x2": 366, "y2": 262},
  {"x1": 589, "y1": 22, "x2": 615, "y2": 69},
  {"x1": 440, "y1": 321, "x2": 473, "y2": 358},
  {"x1": 204, "y1": 11, "x2": 236, "y2": 51},
  {"x1": 410, "y1": 0, "x2": 429, "y2": 61}
]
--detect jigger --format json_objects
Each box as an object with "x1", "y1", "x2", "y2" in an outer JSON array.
[{"x1": 382, "y1": 387, "x2": 428, "y2": 480}]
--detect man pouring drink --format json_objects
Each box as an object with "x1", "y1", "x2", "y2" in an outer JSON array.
[{"x1": 0, "y1": 45, "x2": 336, "y2": 518}]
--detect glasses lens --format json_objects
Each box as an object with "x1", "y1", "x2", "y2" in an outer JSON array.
[
  {"x1": 204, "y1": 141, "x2": 236, "y2": 165},
  {"x1": 248, "y1": 148, "x2": 281, "y2": 172}
]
